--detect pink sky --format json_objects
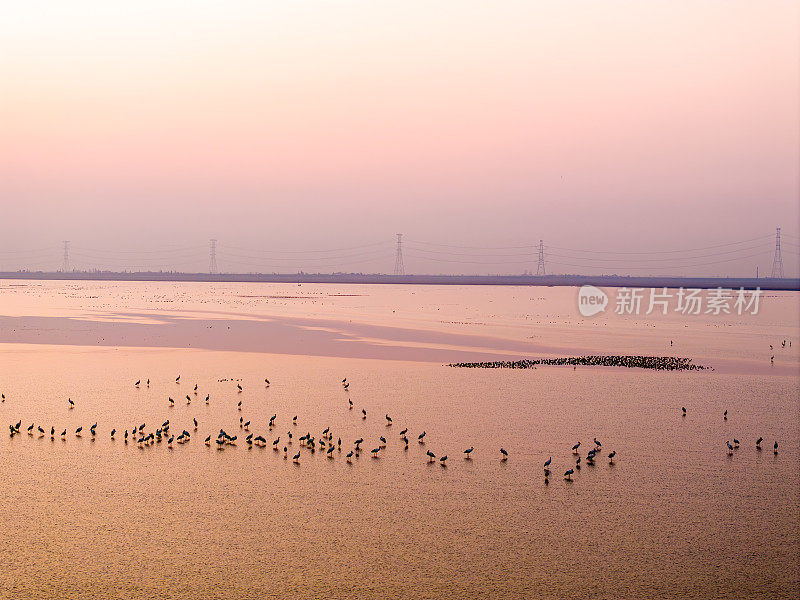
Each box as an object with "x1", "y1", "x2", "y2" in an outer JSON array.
[{"x1": 0, "y1": 1, "x2": 798, "y2": 276}]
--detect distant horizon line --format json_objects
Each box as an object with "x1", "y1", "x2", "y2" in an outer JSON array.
[{"x1": 0, "y1": 270, "x2": 797, "y2": 291}]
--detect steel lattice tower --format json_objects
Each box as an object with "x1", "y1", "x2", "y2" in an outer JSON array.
[
  {"x1": 209, "y1": 239, "x2": 218, "y2": 275},
  {"x1": 770, "y1": 227, "x2": 784, "y2": 278},
  {"x1": 62, "y1": 241, "x2": 70, "y2": 272},
  {"x1": 536, "y1": 239, "x2": 546, "y2": 275},
  {"x1": 394, "y1": 233, "x2": 405, "y2": 275}
]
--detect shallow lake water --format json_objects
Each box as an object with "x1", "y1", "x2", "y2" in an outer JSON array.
[{"x1": 0, "y1": 281, "x2": 797, "y2": 599}]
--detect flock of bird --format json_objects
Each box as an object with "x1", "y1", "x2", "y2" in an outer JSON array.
[
  {"x1": 3, "y1": 376, "x2": 782, "y2": 483},
  {"x1": 450, "y1": 355, "x2": 710, "y2": 371},
  {"x1": 2, "y1": 375, "x2": 619, "y2": 482}
]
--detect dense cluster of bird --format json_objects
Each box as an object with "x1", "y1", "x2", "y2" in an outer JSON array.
[{"x1": 449, "y1": 355, "x2": 710, "y2": 371}]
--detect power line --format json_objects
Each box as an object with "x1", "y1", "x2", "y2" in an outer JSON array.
[
  {"x1": 221, "y1": 255, "x2": 392, "y2": 272},
  {"x1": 0, "y1": 246, "x2": 61, "y2": 254},
  {"x1": 543, "y1": 244, "x2": 772, "y2": 263},
  {"x1": 404, "y1": 249, "x2": 774, "y2": 269},
  {"x1": 0, "y1": 231, "x2": 795, "y2": 275},
  {"x1": 548, "y1": 250, "x2": 775, "y2": 271},
  {"x1": 546, "y1": 234, "x2": 775, "y2": 254},
  {"x1": 220, "y1": 248, "x2": 391, "y2": 263},
  {"x1": 220, "y1": 241, "x2": 391, "y2": 255},
  {"x1": 70, "y1": 244, "x2": 207, "y2": 254},
  {"x1": 406, "y1": 234, "x2": 774, "y2": 254},
  {"x1": 403, "y1": 242, "x2": 774, "y2": 261}
]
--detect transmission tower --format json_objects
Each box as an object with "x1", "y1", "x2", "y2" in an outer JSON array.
[
  {"x1": 394, "y1": 233, "x2": 405, "y2": 275},
  {"x1": 62, "y1": 241, "x2": 70, "y2": 272},
  {"x1": 209, "y1": 239, "x2": 218, "y2": 275},
  {"x1": 770, "y1": 227, "x2": 784, "y2": 278},
  {"x1": 536, "y1": 239, "x2": 546, "y2": 275}
]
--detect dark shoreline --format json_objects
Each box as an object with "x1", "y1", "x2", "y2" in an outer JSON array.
[{"x1": 0, "y1": 271, "x2": 797, "y2": 290}]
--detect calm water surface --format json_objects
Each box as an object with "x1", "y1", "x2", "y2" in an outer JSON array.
[{"x1": 0, "y1": 281, "x2": 797, "y2": 599}]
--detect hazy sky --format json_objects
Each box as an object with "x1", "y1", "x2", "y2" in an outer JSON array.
[{"x1": 1, "y1": 1, "x2": 798, "y2": 276}]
